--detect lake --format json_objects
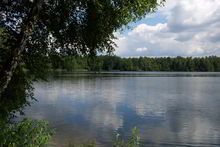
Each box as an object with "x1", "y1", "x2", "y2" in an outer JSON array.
[{"x1": 22, "y1": 72, "x2": 220, "y2": 147}]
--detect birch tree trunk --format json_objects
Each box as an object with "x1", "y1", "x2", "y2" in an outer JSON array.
[
  {"x1": 0, "y1": 0, "x2": 42, "y2": 97},
  {"x1": 0, "y1": 32, "x2": 30, "y2": 97}
]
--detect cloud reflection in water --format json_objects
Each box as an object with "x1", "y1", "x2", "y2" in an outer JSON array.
[{"x1": 22, "y1": 73, "x2": 220, "y2": 147}]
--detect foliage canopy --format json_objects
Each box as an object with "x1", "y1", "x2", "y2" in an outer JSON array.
[{"x1": 0, "y1": 0, "x2": 165, "y2": 56}]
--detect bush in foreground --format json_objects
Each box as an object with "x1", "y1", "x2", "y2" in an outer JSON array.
[{"x1": 0, "y1": 118, "x2": 53, "y2": 147}]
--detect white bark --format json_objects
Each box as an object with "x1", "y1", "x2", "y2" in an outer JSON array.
[{"x1": 0, "y1": 33, "x2": 29, "y2": 97}]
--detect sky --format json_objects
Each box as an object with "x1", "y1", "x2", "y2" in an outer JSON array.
[{"x1": 114, "y1": 0, "x2": 220, "y2": 57}]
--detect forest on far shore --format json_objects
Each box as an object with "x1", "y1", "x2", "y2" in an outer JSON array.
[{"x1": 49, "y1": 55, "x2": 220, "y2": 72}]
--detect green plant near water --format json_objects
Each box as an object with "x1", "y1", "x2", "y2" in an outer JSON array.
[
  {"x1": 113, "y1": 127, "x2": 140, "y2": 147},
  {"x1": 0, "y1": 118, "x2": 53, "y2": 147},
  {"x1": 69, "y1": 127, "x2": 140, "y2": 147}
]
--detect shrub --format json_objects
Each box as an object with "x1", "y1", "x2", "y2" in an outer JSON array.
[{"x1": 0, "y1": 118, "x2": 53, "y2": 147}]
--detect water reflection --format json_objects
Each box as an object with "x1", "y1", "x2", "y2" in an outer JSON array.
[{"x1": 22, "y1": 73, "x2": 220, "y2": 147}]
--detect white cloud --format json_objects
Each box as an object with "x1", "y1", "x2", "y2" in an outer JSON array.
[
  {"x1": 130, "y1": 23, "x2": 168, "y2": 34},
  {"x1": 136, "y1": 47, "x2": 149, "y2": 52},
  {"x1": 115, "y1": 0, "x2": 220, "y2": 57}
]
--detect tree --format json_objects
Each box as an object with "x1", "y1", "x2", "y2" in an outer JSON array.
[{"x1": 0, "y1": 0, "x2": 165, "y2": 96}]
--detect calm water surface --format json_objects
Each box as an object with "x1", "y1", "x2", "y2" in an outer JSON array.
[{"x1": 22, "y1": 72, "x2": 220, "y2": 147}]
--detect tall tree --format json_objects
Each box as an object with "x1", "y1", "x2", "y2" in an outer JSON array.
[{"x1": 0, "y1": 0, "x2": 165, "y2": 96}]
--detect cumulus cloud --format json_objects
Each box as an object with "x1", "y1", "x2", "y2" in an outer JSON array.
[
  {"x1": 115, "y1": 0, "x2": 220, "y2": 57},
  {"x1": 136, "y1": 47, "x2": 149, "y2": 52}
]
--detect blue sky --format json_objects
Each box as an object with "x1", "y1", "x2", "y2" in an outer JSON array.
[{"x1": 114, "y1": 0, "x2": 220, "y2": 57}]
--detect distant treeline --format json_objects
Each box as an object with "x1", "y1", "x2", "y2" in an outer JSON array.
[{"x1": 49, "y1": 55, "x2": 220, "y2": 72}]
